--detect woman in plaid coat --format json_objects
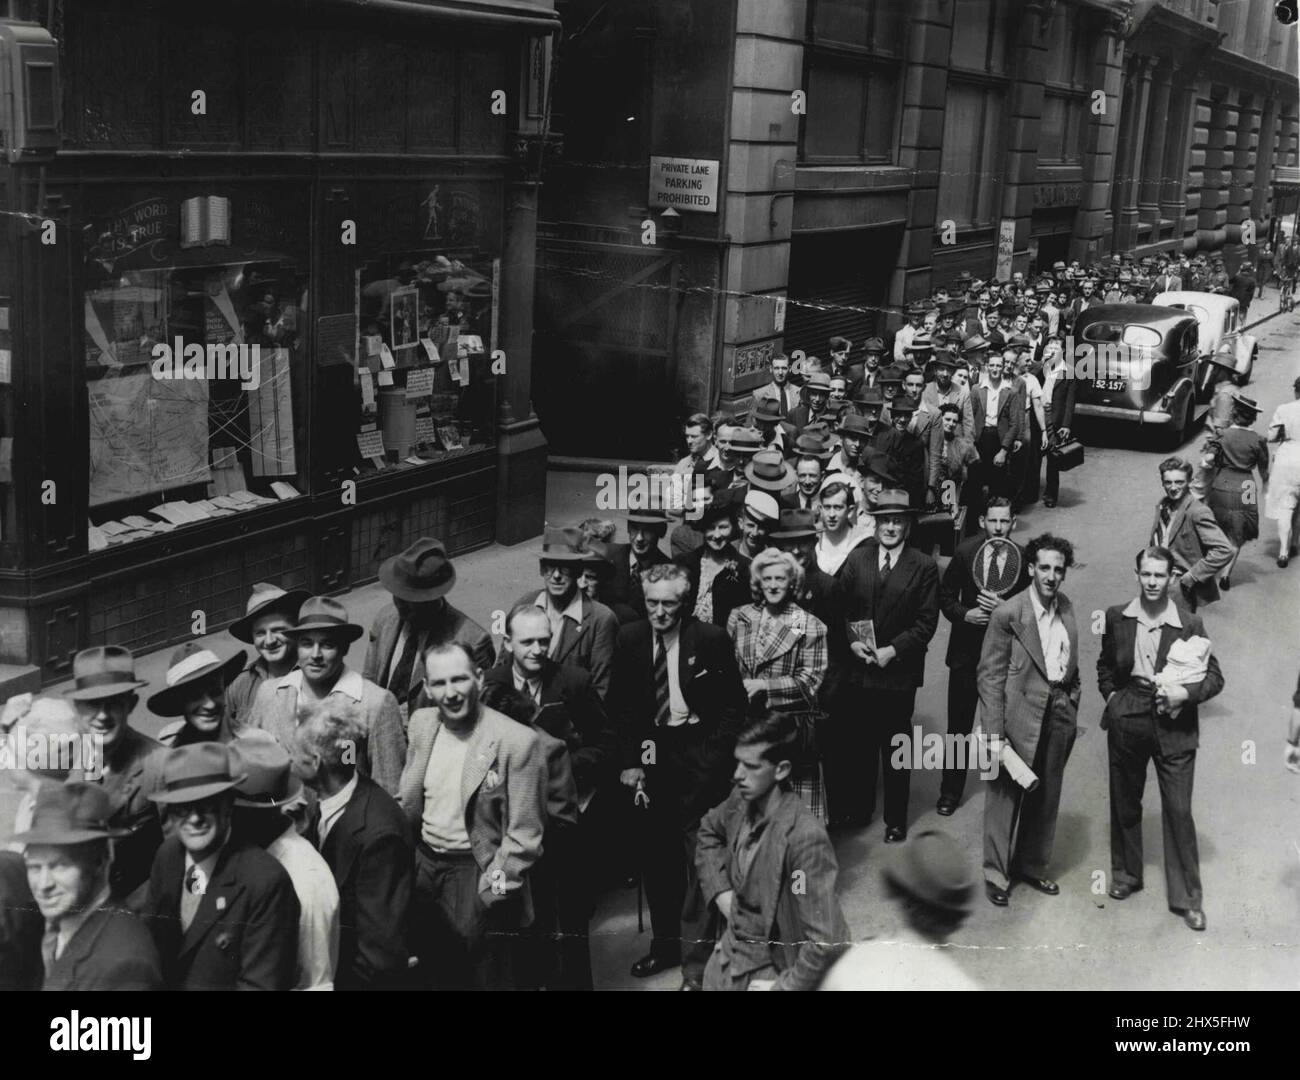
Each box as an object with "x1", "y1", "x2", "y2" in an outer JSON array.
[{"x1": 726, "y1": 548, "x2": 829, "y2": 821}]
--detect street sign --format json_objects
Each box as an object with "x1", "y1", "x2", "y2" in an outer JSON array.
[{"x1": 648, "y1": 156, "x2": 720, "y2": 213}]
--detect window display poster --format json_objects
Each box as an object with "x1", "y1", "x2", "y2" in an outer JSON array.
[
  {"x1": 89, "y1": 371, "x2": 212, "y2": 507},
  {"x1": 390, "y1": 286, "x2": 420, "y2": 350},
  {"x1": 247, "y1": 347, "x2": 297, "y2": 477}
]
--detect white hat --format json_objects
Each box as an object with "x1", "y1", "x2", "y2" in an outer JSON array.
[{"x1": 742, "y1": 490, "x2": 779, "y2": 523}]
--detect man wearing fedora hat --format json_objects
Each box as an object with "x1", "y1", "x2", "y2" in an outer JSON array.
[
  {"x1": 751, "y1": 353, "x2": 800, "y2": 418},
  {"x1": 577, "y1": 546, "x2": 641, "y2": 626},
  {"x1": 399, "y1": 641, "x2": 548, "y2": 990},
  {"x1": 151, "y1": 642, "x2": 249, "y2": 747},
  {"x1": 835, "y1": 491, "x2": 939, "y2": 838},
  {"x1": 293, "y1": 700, "x2": 413, "y2": 991},
  {"x1": 745, "y1": 448, "x2": 798, "y2": 509},
  {"x1": 820, "y1": 829, "x2": 979, "y2": 990},
  {"x1": 63, "y1": 646, "x2": 165, "y2": 902},
  {"x1": 507, "y1": 525, "x2": 620, "y2": 700},
  {"x1": 605, "y1": 509, "x2": 672, "y2": 618},
  {"x1": 363, "y1": 538, "x2": 495, "y2": 719},
  {"x1": 885, "y1": 398, "x2": 928, "y2": 511},
  {"x1": 792, "y1": 435, "x2": 830, "y2": 512},
  {"x1": 3, "y1": 696, "x2": 85, "y2": 845},
  {"x1": 790, "y1": 371, "x2": 833, "y2": 431},
  {"x1": 696, "y1": 711, "x2": 849, "y2": 991},
  {"x1": 750, "y1": 397, "x2": 798, "y2": 457},
  {"x1": 893, "y1": 301, "x2": 927, "y2": 363},
  {"x1": 231, "y1": 730, "x2": 339, "y2": 990},
  {"x1": 17, "y1": 781, "x2": 162, "y2": 990},
  {"x1": 144, "y1": 742, "x2": 300, "y2": 989},
  {"x1": 251, "y1": 597, "x2": 407, "y2": 796},
  {"x1": 225, "y1": 583, "x2": 310, "y2": 731}
]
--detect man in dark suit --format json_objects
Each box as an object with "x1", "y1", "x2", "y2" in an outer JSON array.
[
  {"x1": 937, "y1": 498, "x2": 1029, "y2": 815},
  {"x1": 63, "y1": 646, "x2": 164, "y2": 901},
  {"x1": 750, "y1": 352, "x2": 800, "y2": 418},
  {"x1": 145, "y1": 743, "x2": 301, "y2": 990},
  {"x1": 506, "y1": 525, "x2": 620, "y2": 699},
  {"x1": 364, "y1": 538, "x2": 495, "y2": 721},
  {"x1": 0, "y1": 850, "x2": 41, "y2": 990},
  {"x1": 294, "y1": 699, "x2": 413, "y2": 989},
  {"x1": 16, "y1": 783, "x2": 162, "y2": 990},
  {"x1": 1148, "y1": 457, "x2": 1235, "y2": 612},
  {"x1": 605, "y1": 509, "x2": 673, "y2": 618},
  {"x1": 1097, "y1": 546, "x2": 1224, "y2": 932},
  {"x1": 1041, "y1": 342, "x2": 1079, "y2": 508},
  {"x1": 835, "y1": 490, "x2": 940, "y2": 840},
  {"x1": 789, "y1": 371, "x2": 833, "y2": 431},
  {"x1": 979, "y1": 534, "x2": 1081, "y2": 908},
  {"x1": 970, "y1": 352, "x2": 1026, "y2": 504},
  {"x1": 826, "y1": 336, "x2": 865, "y2": 400},
  {"x1": 609, "y1": 562, "x2": 747, "y2": 988}
]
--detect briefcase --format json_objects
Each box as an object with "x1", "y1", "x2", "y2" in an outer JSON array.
[
  {"x1": 1048, "y1": 439, "x2": 1085, "y2": 472},
  {"x1": 917, "y1": 507, "x2": 964, "y2": 556}
]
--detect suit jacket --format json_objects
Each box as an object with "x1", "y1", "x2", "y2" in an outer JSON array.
[
  {"x1": 398, "y1": 704, "x2": 547, "y2": 927},
  {"x1": 251, "y1": 669, "x2": 407, "y2": 797},
  {"x1": 1148, "y1": 497, "x2": 1236, "y2": 606},
  {"x1": 69, "y1": 724, "x2": 164, "y2": 901},
  {"x1": 977, "y1": 589, "x2": 1081, "y2": 765},
  {"x1": 789, "y1": 404, "x2": 834, "y2": 432},
  {"x1": 363, "y1": 601, "x2": 496, "y2": 707},
  {"x1": 608, "y1": 616, "x2": 747, "y2": 822},
  {"x1": 604, "y1": 541, "x2": 670, "y2": 617},
  {"x1": 928, "y1": 426, "x2": 981, "y2": 494},
  {"x1": 727, "y1": 602, "x2": 828, "y2": 714},
  {"x1": 0, "y1": 850, "x2": 41, "y2": 991},
  {"x1": 892, "y1": 429, "x2": 928, "y2": 509},
  {"x1": 481, "y1": 658, "x2": 616, "y2": 806},
  {"x1": 507, "y1": 590, "x2": 619, "y2": 699},
  {"x1": 940, "y1": 535, "x2": 1029, "y2": 670},
  {"x1": 313, "y1": 774, "x2": 413, "y2": 991},
  {"x1": 1044, "y1": 366, "x2": 1078, "y2": 432},
  {"x1": 751, "y1": 380, "x2": 801, "y2": 417},
  {"x1": 970, "y1": 383, "x2": 1026, "y2": 452},
  {"x1": 42, "y1": 906, "x2": 163, "y2": 991},
  {"x1": 696, "y1": 788, "x2": 849, "y2": 990},
  {"x1": 836, "y1": 541, "x2": 940, "y2": 690},
  {"x1": 1096, "y1": 604, "x2": 1224, "y2": 755},
  {"x1": 145, "y1": 836, "x2": 300, "y2": 990}
]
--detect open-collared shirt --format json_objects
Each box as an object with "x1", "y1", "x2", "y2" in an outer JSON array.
[
  {"x1": 1027, "y1": 587, "x2": 1069, "y2": 683},
  {"x1": 533, "y1": 589, "x2": 583, "y2": 659},
  {"x1": 317, "y1": 772, "x2": 359, "y2": 846},
  {"x1": 1122, "y1": 597, "x2": 1182, "y2": 681}
]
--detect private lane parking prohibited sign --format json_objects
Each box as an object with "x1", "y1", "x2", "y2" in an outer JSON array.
[{"x1": 649, "y1": 156, "x2": 720, "y2": 213}]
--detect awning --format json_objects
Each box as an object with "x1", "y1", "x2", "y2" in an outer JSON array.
[
  {"x1": 1276, "y1": 166, "x2": 1300, "y2": 189},
  {"x1": 318, "y1": 0, "x2": 559, "y2": 31}
]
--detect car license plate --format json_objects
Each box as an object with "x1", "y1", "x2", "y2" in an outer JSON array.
[{"x1": 1093, "y1": 378, "x2": 1126, "y2": 392}]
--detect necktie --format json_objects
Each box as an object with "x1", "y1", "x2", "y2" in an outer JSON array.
[
  {"x1": 387, "y1": 620, "x2": 424, "y2": 705},
  {"x1": 653, "y1": 634, "x2": 671, "y2": 728},
  {"x1": 880, "y1": 551, "x2": 893, "y2": 580},
  {"x1": 41, "y1": 922, "x2": 60, "y2": 975},
  {"x1": 181, "y1": 864, "x2": 204, "y2": 932},
  {"x1": 1160, "y1": 502, "x2": 1173, "y2": 527}
]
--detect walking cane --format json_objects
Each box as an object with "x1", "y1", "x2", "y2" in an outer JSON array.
[{"x1": 634, "y1": 779, "x2": 650, "y2": 933}]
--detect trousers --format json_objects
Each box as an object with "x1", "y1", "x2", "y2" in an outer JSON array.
[
  {"x1": 413, "y1": 846, "x2": 520, "y2": 990},
  {"x1": 983, "y1": 687, "x2": 1078, "y2": 889},
  {"x1": 942, "y1": 665, "x2": 979, "y2": 801},
  {"x1": 1106, "y1": 683, "x2": 1202, "y2": 909}
]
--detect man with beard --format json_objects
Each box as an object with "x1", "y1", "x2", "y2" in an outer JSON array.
[
  {"x1": 19, "y1": 783, "x2": 162, "y2": 989},
  {"x1": 400, "y1": 641, "x2": 547, "y2": 989},
  {"x1": 63, "y1": 646, "x2": 164, "y2": 902},
  {"x1": 145, "y1": 742, "x2": 300, "y2": 989},
  {"x1": 363, "y1": 538, "x2": 495, "y2": 721},
  {"x1": 609, "y1": 563, "x2": 746, "y2": 987}
]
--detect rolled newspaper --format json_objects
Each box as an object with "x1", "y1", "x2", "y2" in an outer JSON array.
[{"x1": 1000, "y1": 743, "x2": 1039, "y2": 792}]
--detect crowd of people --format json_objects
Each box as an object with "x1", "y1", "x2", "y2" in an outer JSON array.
[{"x1": 5, "y1": 244, "x2": 1300, "y2": 992}]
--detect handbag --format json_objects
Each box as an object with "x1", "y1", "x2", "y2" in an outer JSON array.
[{"x1": 1048, "y1": 436, "x2": 1084, "y2": 472}]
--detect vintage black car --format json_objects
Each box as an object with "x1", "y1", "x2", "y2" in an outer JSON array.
[{"x1": 1069, "y1": 303, "x2": 1209, "y2": 448}]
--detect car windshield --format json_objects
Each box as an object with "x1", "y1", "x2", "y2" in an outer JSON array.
[{"x1": 1081, "y1": 323, "x2": 1162, "y2": 348}]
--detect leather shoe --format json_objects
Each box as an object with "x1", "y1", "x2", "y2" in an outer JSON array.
[
  {"x1": 630, "y1": 954, "x2": 677, "y2": 978},
  {"x1": 1280, "y1": 555, "x2": 1290, "y2": 569},
  {"x1": 1183, "y1": 908, "x2": 1207, "y2": 932},
  {"x1": 985, "y1": 882, "x2": 1009, "y2": 907},
  {"x1": 1043, "y1": 497, "x2": 1057, "y2": 508},
  {"x1": 936, "y1": 796, "x2": 957, "y2": 817},
  {"x1": 1108, "y1": 881, "x2": 1142, "y2": 900},
  {"x1": 1219, "y1": 577, "x2": 1231, "y2": 591},
  {"x1": 884, "y1": 826, "x2": 906, "y2": 843},
  {"x1": 1017, "y1": 875, "x2": 1060, "y2": 896}
]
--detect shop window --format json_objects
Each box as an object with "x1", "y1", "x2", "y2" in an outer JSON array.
[
  {"x1": 83, "y1": 258, "x2": 309, "y2": 550},
  {"x1": 345, "y1": 253, "x2": 499, "y2": 480},
  {"x1": 1040, "y1": 92, "x2": 1085, "y2": 165},
  {"x1": 949, "y1": 0, "x2": 1011, "y2": 76},
  {"x1": 800, "y1": 0, "x2": 901, "y2": 164},
  {"x1": 1040, "y1": 4, "x2": 1090, "y2": 165},
  {"x1": 936, "y1": 83, "x2": 1006, "y2": 229}
]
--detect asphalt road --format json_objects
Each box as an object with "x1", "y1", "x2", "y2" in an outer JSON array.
[{"x1": 590, "y1": 301, "x2": 1300, "y2": 991}]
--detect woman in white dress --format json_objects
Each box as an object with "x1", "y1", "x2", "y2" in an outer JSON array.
[{"x1": 1266, "y1": 375, "x2": 1300, "y2": 568}]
